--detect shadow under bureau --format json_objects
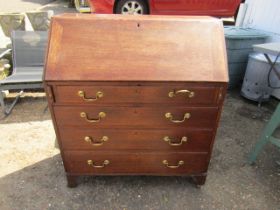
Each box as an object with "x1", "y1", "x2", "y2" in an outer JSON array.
[{"x1": 44, "y1": 14, "x2": 228, "y2": 187}]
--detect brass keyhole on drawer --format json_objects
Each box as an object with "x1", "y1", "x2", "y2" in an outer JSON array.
[
  {"x1": 168, "y1": 89, "x2": 195, "y2": 98},
  {"x1": 78, "y1": 90, "x2": 103, "y2": 101},
  {"x1": 165, "y1": 112, "x2": 191, "y2": 123},
  {"x1": 162, "y1": 160, "x2": 184, "y2": 169},
  {"x1": 87, "y1": 160, "x2": 110, "y2": 168},
  {"x1": 84, "y1": 136, "x2": 109, "y2": 146},
  {"x1": 80, "y1": 112, "x2": 106, "y2": 123},
  {"x1": 163, "y1": 136, "x2": 188, "y2": 146}
]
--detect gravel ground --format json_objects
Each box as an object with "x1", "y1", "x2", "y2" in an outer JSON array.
[{"x1": 0, "y1": 90, "x2": 279, "y2": 210}]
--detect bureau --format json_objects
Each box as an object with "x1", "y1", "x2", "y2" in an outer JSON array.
[{"x1": 44, "y1": 14, "x2": 228, "y2": 187}]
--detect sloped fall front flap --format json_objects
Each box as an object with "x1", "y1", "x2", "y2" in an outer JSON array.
[{"x1": 44, "y1": 14, "x2": 228, "y2": 82}]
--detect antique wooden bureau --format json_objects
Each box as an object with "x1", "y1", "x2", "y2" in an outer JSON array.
[{"x1": 44, "y1": 14, "x2": 228, "y2": 187}]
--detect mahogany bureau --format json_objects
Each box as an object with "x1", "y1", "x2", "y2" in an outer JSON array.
[{"x1": 44, "y1": 14, "x2": 228, "y2": 187}]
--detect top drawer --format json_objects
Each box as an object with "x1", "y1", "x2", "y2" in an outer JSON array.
[{"x1": 53, "y1": 83, "x2": 222, "y2": 105}]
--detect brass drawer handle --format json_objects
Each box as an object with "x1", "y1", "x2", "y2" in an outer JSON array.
[
  {"x1": 162, "y1": 160, "x2": 184, "y2": 169},
  {"x1": 87, "y1": 160, "x2": 110, "y2": 168},
  {"x1": 80, "y1": 112, "x2": 106, "y2": 123},
  {"x1": 84, "y1": 136, "x2": 109, "y2": 146},
  {"x1": 163, "y1": 136, "x2": 188, "y2": 146},
  {"x1": 78, "y1": 90, "x2": 103, "y2": 101},
  {"x1": 168, "y1": 89, "x2": 195, "y2": 98},
  {"x1": 165, "y1": 112, "x2": 191, "y2": 123}
]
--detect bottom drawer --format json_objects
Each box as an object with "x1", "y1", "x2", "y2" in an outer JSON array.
[{"x1": 63, "y1": 151, "x2": 209, "y2": 175}]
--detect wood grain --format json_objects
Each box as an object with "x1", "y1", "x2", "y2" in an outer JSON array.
[
  {"x1": 63, "y1": 151, "x2": 208, "y2": 175},
  {"x1": 44, "y1": 14, "x2": 228, "y2": 82},
  {"x1": 54, "y1": 106, "x2": 219, "y2": 129},
  {"x1": 44, "y1": 15, "x2": 228, "y2": 186},
  {"x1": 59, "y1": 128, "x2": 213, "y2": 152},
  {"x1": 55, "y1": 83, "x2": 220, "y2": 105}
]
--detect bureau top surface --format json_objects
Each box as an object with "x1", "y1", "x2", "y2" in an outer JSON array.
[{"x1": 44, "y1": 14, "x2": 228, "y2": 82}]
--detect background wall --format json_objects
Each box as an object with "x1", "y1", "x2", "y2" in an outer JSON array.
[
  {"x1": 242, "y1": 0, "x2": 280, "y2": 42},
  {"x1": 242, "y1": 0, "x2": 280, "y2": 98}
]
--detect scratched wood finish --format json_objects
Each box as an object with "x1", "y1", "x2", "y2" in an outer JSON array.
[{"x1": 44, "y1": 15, "x2": 228, "y2": 187}]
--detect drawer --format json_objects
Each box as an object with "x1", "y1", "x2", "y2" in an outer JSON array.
[
  {"x1": 54, "y1": 84, "x2": 221, "y2": 105},
  {"x1": 54, "y1": 106, "x2": 219, "y2": 129},
  {"x1": 63, "y1": 151, "x2": 209, "y2": 175},
  {"x1": 59, "y1": 128, "x2": 213, "y2": 152}
]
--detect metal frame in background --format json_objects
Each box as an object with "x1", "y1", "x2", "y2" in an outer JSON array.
[
  {"x1": 249, "y1": 42, "x2": 280, "y2": 164},
  {"x1": 0, "y1": 31, "x2": 47, "y2": 116}
]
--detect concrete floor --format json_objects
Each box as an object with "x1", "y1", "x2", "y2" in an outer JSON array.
[{"x1": 0, "y1": 90, "x2": 279, "y2": 210}]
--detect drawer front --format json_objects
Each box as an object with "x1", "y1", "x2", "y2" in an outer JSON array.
[
  {"x1": 54, "y1": 106, "x2": 219, "y2": 128},
  {"x1": 59, "y1": 128, "x2": 213, "y2": 152},
  {"x1": 55, "y1": 84, "x2": 220, "y2": 105},
  {"x1": 63, "y1": 151, "x2": 208, "y2": 175}
]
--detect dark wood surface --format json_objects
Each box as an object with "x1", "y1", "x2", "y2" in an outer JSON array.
[
  {"x1": 66, "y1": 175, "x2": 78, "y2": 188},
  {"x1": 54, "y1": 83, "x2": 221, "y2": 105},
  {"x1": 63, "y1": 151, "x2": 208, "y2": 174},
  {"x1": 53, "y1": 106, "x2": 219, "y2": 128},
  {"x1": 59, "y1": 128, "x2": 213, "y2": 152},
  {"x1": 192, "y1": 174, "x2": 207, "y2": 186},
  {"x1": 44, "y1": 15, "x2": 228, "y2": 187}
]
